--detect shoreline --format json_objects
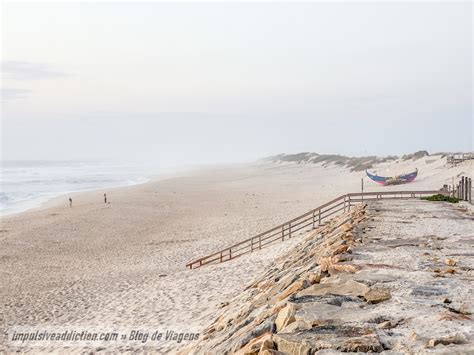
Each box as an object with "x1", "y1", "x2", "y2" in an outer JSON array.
[
  {"x1": 1, "y1": 154, "x2": 468, "y2": 221},
  {"x1": 1, "y1": 177, "x2": 152, "y2": 218},
  {"x1": 0, "y1": 163, "x2": 221, "y2": 219},
  {"x1": 0, "y1": 152, "x2": 459, "y2": 217}
]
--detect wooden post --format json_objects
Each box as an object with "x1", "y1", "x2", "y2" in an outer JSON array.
[
  {"x1": 220, "y1": 252, "x2": 223, "y2": 262},
  {"x1": 318, "y1": 209, "x2": 321, "y2": 225},
  {"x1": 288, "y1": 222, "x2": 292, "y2": 238},
  {"x1": 229, "y1": 248, "x2": 232, "y2": 260},
  {"x1": 461, "y1": 177, "x2": 465, "y2": 201},
  {"x1": 282, "y1": 225, "x2": 285, "y2": 241},
  {"x1": 465, "y1": 178, "x2": 468, "y2": 201},
  {"x1": 467, "y1": 178, "x2": 472, "y2": 203},
  {"x1": 312, "y1": 210, "x2": 316, "y2": 229},
  {"x1": 465, "y1": 177, "x2": 469, "y2": 201},
  {"x1": 463, "y1": 177, "x2": 466, "y2": 201},
  {"x1": 343, "y1": 196, "x2": 346, "y2": 212},
  {"x1": 250, "y1": 239, "x2": 253, "y2": 252},
  {"x1": 348, "y1": 195, "x2": 351, "y2": 210}
]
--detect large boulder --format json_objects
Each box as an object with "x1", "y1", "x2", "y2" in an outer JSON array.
[
  {"x1": 364, "y1": 288, "x2": 391, "y2": 304},
  {"x1": 275, "y1": 303, "x2": 297, "y2": 332},
  {"x1": 294, "y1": 302, "x2": 375, "y2": 328},
  {"x1": 273, "y1": 325, "x2": 383, "y2": 354}
]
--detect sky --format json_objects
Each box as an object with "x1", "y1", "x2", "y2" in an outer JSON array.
[{"x1": 1, "y1": 1, "x2": 472, "y2": 167}]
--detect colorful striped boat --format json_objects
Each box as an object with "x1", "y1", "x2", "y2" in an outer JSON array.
[{"x1": 366, "y1": 169, "x2": 418, "y2": 186}]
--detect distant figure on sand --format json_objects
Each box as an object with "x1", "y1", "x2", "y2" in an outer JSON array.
[
  {"x1": 69, "y1": 198, "x2": 72, "y2": 207},
  {"x1": 104, "y1": 193, "x2": 107, "y2": 204}
]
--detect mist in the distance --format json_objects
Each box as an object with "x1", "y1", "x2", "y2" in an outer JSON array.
[{"x1": 2, "y1": 2, "x2": 472, "y2": 167}]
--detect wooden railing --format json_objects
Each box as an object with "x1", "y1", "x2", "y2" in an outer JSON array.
[
  {"x1": 450, "y1": 175, "x2": 472, "y2": 203},
  {"x1": 185, "y1": 190, "x2": 441, "y2": 269},
  {"x1": 447, "y1": 153, "x2": 474, "y2": 166}
]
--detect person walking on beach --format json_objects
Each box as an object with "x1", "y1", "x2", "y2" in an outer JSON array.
[
  {"x1": 69, "y1": 198, "x2": 72, "y2": 207},
  {"x1": 104, "y1": 193, "x2": 107, "y2": 204}
]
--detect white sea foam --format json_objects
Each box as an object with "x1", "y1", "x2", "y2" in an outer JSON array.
[{"x1": 0, "y1": 160, "x2": 159, "y2": 216}]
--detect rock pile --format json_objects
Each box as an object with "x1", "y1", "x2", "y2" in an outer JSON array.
[
  {"x1": 187, "y1": 205, "x2": 384, "y2": 353},
  {"x1": 187, "y1": 201, "x2": 473, "y2": 354}
]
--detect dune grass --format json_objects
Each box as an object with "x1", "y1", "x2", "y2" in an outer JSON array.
[{"x1": 421, "y1": 194, "x2": 459, "y2": 203}]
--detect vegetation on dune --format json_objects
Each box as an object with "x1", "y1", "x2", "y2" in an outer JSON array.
[
  {"x1": 262, "y1": 153, "x2": 400, "y2": 172},
  {"x1": 263, "y1": 150, "x2": 456, "y2": 172},
  {"x1": 402, "y1": 150, "x2": 429, "y2": 161},
  {"x1": 421, "y1": 194, "x2": 459, "y2": 203}
]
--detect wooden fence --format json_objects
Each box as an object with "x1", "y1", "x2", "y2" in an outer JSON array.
[
  {"x1": 447, "y1": 153, "x2": 474, "y2": 166},
  {"x1": 185, "y1": 190, "x2": 440, "y2": 269},
  {"x1": 447, "y1": 176, "x2": 472, "y2": 203}
]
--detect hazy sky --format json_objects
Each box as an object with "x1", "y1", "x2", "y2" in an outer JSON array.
[{"x1": 1, "y1": 1, "x2": 472, "y2": 166}]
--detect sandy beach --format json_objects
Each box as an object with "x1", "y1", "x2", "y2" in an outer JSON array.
[{"x1": 1, "y1": 156, "x2": 472, "y2": 352}]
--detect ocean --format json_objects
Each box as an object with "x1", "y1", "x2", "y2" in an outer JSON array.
[{"x1": 0, "y1": 160, "x2": 161, "y2": 216}]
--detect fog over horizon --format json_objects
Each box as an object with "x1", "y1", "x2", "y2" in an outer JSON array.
[{"x1": 1, "y1": 2, "x2": 472, "y2": 169}]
